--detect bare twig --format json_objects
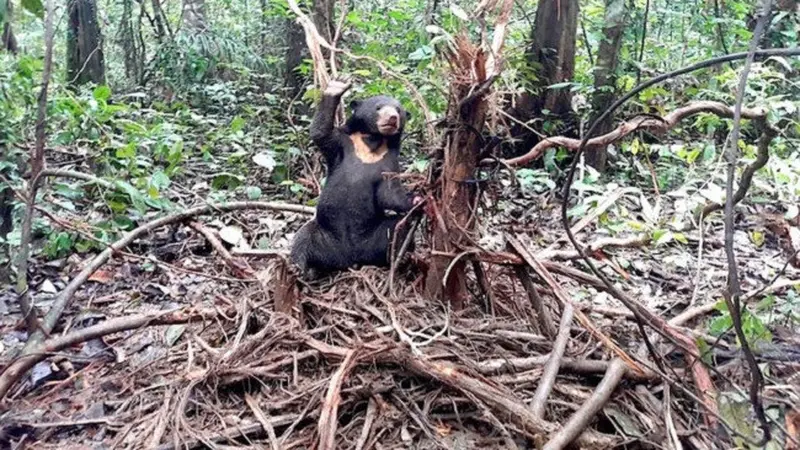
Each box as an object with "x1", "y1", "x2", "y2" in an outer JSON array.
[
  {"x1": 514, "y1": 266, "x2": 557, "y2": 338},
  {"x1": 317, "y1": 348, "x2": 359, "y2": 450},
  {"x1": 15, "y1": 0, "x2": 56, "y2": 334},
  {"x1": 304, "y1": 337, "x2": 617, "y2": 447},
  {"x1": 189, "y1": 221, "x2": 255, "y2": 278},
  {"x1": 531, "y1": 303, "x2": 574, "y2": 419},
  {"x1": 497, "y1": 101, "x2": 768, "y2": 167},
  {"x1": 354, "y1": 398, "x2": 377, "y2": 450},
  {"x1": 245, "y1": 394, "x2": 281, "y2": 450},
  {"x1": 721, "y1": 1, "x2": 773, "y2": 443},
  {"x1": 543, "y1": 358, "x2": 627, "y2": 450},
  {"x1": 147, "y1": 388, "x2": 174, "y2": 448},
  {"x1": 0, "y1": 307, "x2": 233, "y2": 402},
  {"x1": 19, "y1": 201, "x2": 312, "y2": 358},
  {"x1": 507, "y1": 235, "x2": 643, "y2": 374}
]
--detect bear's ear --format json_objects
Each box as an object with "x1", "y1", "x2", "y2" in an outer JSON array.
[{"x1": 349, "y1": 100, "x2": 362, "y2": 111}]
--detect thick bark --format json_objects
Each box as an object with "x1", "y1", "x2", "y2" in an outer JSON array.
[
  {"x1": 2, "y1": 0, "x2": 18, "y2": 53},
  {"x1": 150, "y1": 0, "x2": 169, "y2": 41},
  {"x1": 285, "y1": 19, "x2": 307, "y2": 97},
  {"x1": 0, "y1": 177, "x2": 11, "y2": 284},
  {"x1": 285, "y1": 0, "x2": 334, "y2": 96},
  {"x1": 117, "y1": 0, "x2": 144, "y2": 83},
  {"x1": 424, "y1": 41, "x2": 490, "y2": 308},
  {"x1": 586, "y1": 0, "x2": 627, "y2": 172},
  {"x1": 66, "y1": 0, "x2": 106, "y2": 86},
  {"x1": 512, "y1": 0, "x2": 579, "y2": 152},
  {"x1": 2, "y1": 23, "x2": 17, "y2": 53},
  {"x1": 181, "y1": 0, "x2": 208, "y2": 31}
]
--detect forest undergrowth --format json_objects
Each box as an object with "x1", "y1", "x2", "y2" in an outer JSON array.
[{"x1": 2, "y1": 0, "x2": 800, "y2": 448}]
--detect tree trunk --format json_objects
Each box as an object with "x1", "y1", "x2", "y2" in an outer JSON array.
[
  {"x1": 181, "y1": 0, "x2": 208, "y2": 31},
  {"x1": 66, "y1": 0, "x2": 106, "y2": 86},
  {"x1": 150, "y1": 0, "x2": 169, "y2": 41},
  {"x1": 512, "y1": 0, "x2": 579, "y2": 152},
  {"x1": 285, "y1": 19, "x2": 306, "y2": 97},
  {"x1": 0, "y1": 172, "x2": 12, "y2": 283},
  {"x1": 586, "y1": 0, "x2": 627, "y2": 172},
  {"x1": 117, "y1": 0, "x2": 144, "y2": 84},
  {"x1": 2, "y1": 0, "x2": 19, "y2": 54},
  {"x1": 285, "y1": 0, "x2": 334, "y2": 96},
  {"x1": 424, "y1": 39, "x2": 490, "y2": 309}
]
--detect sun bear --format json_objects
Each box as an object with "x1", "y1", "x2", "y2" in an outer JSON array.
[{"x1": 290, "y1": 77, "x2": 418, "y2": 279}]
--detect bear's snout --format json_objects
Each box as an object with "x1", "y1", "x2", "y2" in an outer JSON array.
[{"x1": 377, "y1": 106, "x2": 401, "y2": 135}]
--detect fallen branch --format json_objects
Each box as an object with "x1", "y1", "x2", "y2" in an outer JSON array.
[
  {"x1": 477, "y1": 354, "x2": 657, "y2": 381},
  {"x1": 317, "y1": 349, "x2": 358, "y2": 450},
  {"x1": 189, "y1": 221, "x2": 255, "y2": 278},
  {"x1": 507, "y1": 235, "x2": 644, "y2": 375},
  {"x1": 514, "y1": 266, "x2": 557, "y2": 338},
  {"x1": 494, "y1": 101, "x2": 768, "y2": 167},
  {"x1": 531, "y1": 303, "x2": 574, "y2": 419},
  {"x1": 354, "y1": 398, "x2": 377, "y2": 450},
  {"x1": 538, "y1": 234, "x2": 651, "y2": 261},
  {"x1": 245, "y1": 393, "x2": 281, "y2": 450},
  {"x1": 19, "y1": 201, "x2": 312, "y2": 358},
  {"x1": 14, "y1": 0, "x2": 56, "y2": 335},
  {"x1": 490, "y1": 240, "x2": 719, "y2": 426},
  {"x1": 695, "y1": 119, "x2": 777, "y2": 222},
  {"x1": 0, "y1": 307, "x2": 232, "y2": 403},
  {"x1": 40, "y1": 168, "x2": 115, "y2": 189},
  {"x1": 543, "y1": 358, "x2": 627, "y2": 450},
  {"x1": 155, "y1": 414, "x2": 298, "y2": 450},
  {"x1": 304, "y1": 337, "x2": 618, "y2": 448},
  {"x1": 718, "y1": 1, "x2": 773, "y2": 443}
]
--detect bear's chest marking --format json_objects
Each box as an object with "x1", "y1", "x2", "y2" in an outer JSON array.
[{"x1": 349, "y1": 132, "x2": 388, "y2": 164}]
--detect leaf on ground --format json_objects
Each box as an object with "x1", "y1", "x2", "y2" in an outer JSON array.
[
  {"x1": 88, "y1": 270, "x2": 114, "y2": 283},
  {"x1": 219, "y1": 225, "x2": 244, "y2": 246},
  {"x1": 165, "y1": 325, "x2": 186, "y2": 347}
]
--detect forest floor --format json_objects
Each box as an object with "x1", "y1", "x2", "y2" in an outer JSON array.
[{"x1": 2, "y1": 143, "x2": 800, "y2": 449}]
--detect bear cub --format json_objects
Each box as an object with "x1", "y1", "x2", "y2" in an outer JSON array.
[{"x1": 290, "y1": 78, "x2": 418, "y2": 280}]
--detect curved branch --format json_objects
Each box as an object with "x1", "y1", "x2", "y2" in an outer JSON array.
[
  {"x1": 0, "y1": 307, "x2": 230, "y2": 403},
  {"x1": 696, "y1": 122, "x2": 777, "y2": 221},
  {"x1": 40, "y1": 168, "x2": 115, "y2": 189},
  {"x1": 543, "y1": 359, "x2": 627, "y2": 450},
  {"x1": 19, "y1": 202, "x2": 314, "y2": 359},
  {"x1": 495, "y1": 101, "x2": 767, "y2": 167},
  {"x1": 556, "y1": 47, "x2": 800, "y2": 435}
]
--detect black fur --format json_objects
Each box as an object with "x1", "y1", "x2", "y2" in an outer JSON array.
[{"x1": 290, "y1": 88, "x2": 415, "y2": 279}]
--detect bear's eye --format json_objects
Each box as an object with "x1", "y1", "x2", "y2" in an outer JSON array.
[{"x1": 376, "y1": 105, "x2": 382, "y2": 111}]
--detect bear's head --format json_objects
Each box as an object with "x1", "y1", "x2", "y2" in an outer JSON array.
[{"x1": 346, "y1": 95, "x2": 410, "y2": 137}]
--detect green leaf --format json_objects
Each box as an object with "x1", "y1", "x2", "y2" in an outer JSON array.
[
  {"x1": 116, "y1": 143, "x2": 136, "y2": 159},
  {"x1": 230, "y1": 116, "x2": 246, "y2": 133},
  {"x1": 245, "y1": 186, "x2": 262, "y2": 200},
  {"x1": 749, "y1": 230, "x2": 765, "y2": 247},
  {"x1": 212, "y1": 173, "x2": 244, "y2": 190},
  {"x1": 0, "y1": 0, "x2": 7, "y2": 26},
  {"x1": 21, "y1": 0, "x2": 43, "y2": 18},
  {"x1": 652, "y1": 229, "x2": 671, "y2": 245},
  {"x1": 93, "y1": 85, "x2": 111, "y2": 102},
  {"x1": 547, "y1": 81, "x2": 574, "y2": 90},
  {"x1": 149, "y1": 171, "x2": 171, "y2": 192}
]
